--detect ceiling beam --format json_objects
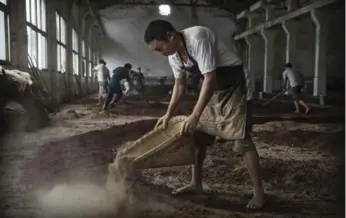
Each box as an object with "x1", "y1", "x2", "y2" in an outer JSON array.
[
  {"x1": 96, "y1": 2, "x2": 211, "y2": 10},
  {"x1": 95, "y1": 0, "x2": 259, "y2": 14},
  {"x1": 87, "y1": 0, "x2": 106, "y2": 34}
]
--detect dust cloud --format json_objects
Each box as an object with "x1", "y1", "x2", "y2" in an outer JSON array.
[{"x1": 36, "y1": 156, "x2": 134, "y2": 218}]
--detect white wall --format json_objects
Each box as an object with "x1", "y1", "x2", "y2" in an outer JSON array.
[{"x1": 99, "y1": 5, "x2": 237, "y2": 77}]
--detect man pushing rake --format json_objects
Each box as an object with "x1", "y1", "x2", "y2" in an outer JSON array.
[{"x1": 144, "y1": 20, "x2": 266, "y2": 210}]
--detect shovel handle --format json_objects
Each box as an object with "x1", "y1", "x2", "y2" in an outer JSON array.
[{"x1": 262, "y1": 89, "x2": 287, "y2": 106}]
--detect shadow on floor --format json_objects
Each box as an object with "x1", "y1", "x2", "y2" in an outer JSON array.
[{"x1": 136, "y1": 181, "x2": 343, "y2": 217}]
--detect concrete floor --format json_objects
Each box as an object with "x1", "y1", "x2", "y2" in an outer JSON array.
[{"x1": 0, "y1": 95, "x2": 344, "y2": 218}]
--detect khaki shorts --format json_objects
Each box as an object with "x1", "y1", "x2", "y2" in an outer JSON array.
[{"x1": 194, "y1": 66, "x2": 255, "y2": 154}]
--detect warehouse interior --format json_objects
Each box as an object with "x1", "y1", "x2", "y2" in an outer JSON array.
[{"x1": 0, "y1": 0, "x2": 344, "y2": 217}]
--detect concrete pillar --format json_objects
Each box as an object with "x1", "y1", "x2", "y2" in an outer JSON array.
[
  {"x1": 9, "y1": 0, "x2": 27, "y2": 70},
  {"x1": 76, "y1": 6, "x2": 83, "y2": 96},
  {"x1": 248, "y1": 16, "x2": 255, "y2": 28},
  {"x1": 287, "y1": 0, "x2": 298, "y2": 11},
  {"x1": 261, "y1": 28, "x2": 277, "y2": 93},
  {"x1": 66, "y1": 0, "x2": 73, "y2": 99},
  {"x1": 311, "y1": 9, "x2": 329, "y2": 104},
  {"x1": 236, "y1": 19, "x2": 247, "y2": 34},
  {"x1": 46, "y1": 0, "x2": 58, "y2": 103},
  {"x1": 245, "y1": 35, "x2": 261, "y2": 92},
  {"x1": 84, "y1": 18, "x2": 91, "y2": 93},
  {"x1": 265, "y1": 8, "x2": 275, "y2": 21},
  {"x1": 282, "y1": 20, "x2": 298, "y2": 64},
  {"x1": 88, "y1": 24, "x2": 96, "y2": 91},
  {"x1": 77, "y1": 10, "x2": 82, "y2": 81}
]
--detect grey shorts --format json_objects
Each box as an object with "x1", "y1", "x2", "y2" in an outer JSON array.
[{"x1": 291, "y1": 85, "x2": 304, "y2": 101}]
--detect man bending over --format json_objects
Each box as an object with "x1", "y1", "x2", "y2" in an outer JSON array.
[
  {"x1": 282, "y1": 63, "x2": 311, "y2": 114},
  {"x1": 144, "y1": 19, "x2": 266, "y2": 209},
  {"x1": 103, "y1": 63, "x2": 133, "y2": 110}
]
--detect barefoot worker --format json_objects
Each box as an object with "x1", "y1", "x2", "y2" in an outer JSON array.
[
  {"x1": 282, "y1": 63, "x2": 311, "y2": 114},
  {"x1": 93, "y1": 59, "x2": 110, "y2": 106},
  {"x1": 144, "y1": 20, "x2": 266, "y2": 209}
]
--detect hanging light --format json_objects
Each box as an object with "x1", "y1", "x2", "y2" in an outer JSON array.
[{"x1": 158, "y1": 4, "x2": 171, "y2": 16}]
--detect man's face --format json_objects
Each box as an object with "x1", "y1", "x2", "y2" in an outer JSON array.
[{"x1": 148, "y1": 33, "x2": 177, "y2": 56}]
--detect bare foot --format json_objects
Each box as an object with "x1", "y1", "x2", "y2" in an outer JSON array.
[
  {"x1": 172, "y1": 183, "x2": 203, "y2": 195},
  {"x1": 305, "y1": 108, "x2": 311, "y2": 114},
  {"x1": 246, "y1": 192, "x2": 266, "y2": 209},
  {"x1": 294, "y1": 110, "x2": 300, "y2": 114}
]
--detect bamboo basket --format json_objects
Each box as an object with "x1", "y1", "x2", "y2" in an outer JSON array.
[{"x1": 116, "y1": 116, "x2": 196, "y2": 169}]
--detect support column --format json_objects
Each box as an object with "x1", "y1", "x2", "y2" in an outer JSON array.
[
  {"x1": 287, "y1": 0, "x2": 299, "y2": 11},
  {"x1": 66, "y1": 0, "x2": 73, "y2": 99},
  {"x1": 245, "y1": 35, "x2": 261, "y2": 93},
  {"x1": 265, "y1": 7, "x2": 275, "y2": 21},
  {"x1": 46, "y1": 0, "x2": 58, "y2": 104},
  {"x1": 311, "y1": 9, "x2": 329, "y2": 104},
  {"x1": 282, "y1": 20, "x2": 298, "y2": 64},
  {"x1": 261, "y1": 28, "x2": 277, "y2": 93},
  {"x1": 77, "y1": 7, "x2": 83, "y2": 96},
  {"x1": 9, "y1": 0, "x2": 27, "y2": 70},
  {"x1": 84, "y1": 18, "x2": 92, "y2": 93}
]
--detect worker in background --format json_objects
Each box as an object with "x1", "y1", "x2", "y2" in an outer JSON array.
[
  {"x1": 137, "y1": 67, "x2": 145, "y2": 92},
  {"x1": 93, "y1": 59, "x2": 110, "y2": 106},
  {"x1": 103, "y1": 63, "x2": 133, "y2": 110},
  {"x1": 282, "y1": 63, "x2": 311, "y2": 114},
  {"x1": 144, "y1": 19, "x2": 265, "y2": 209}
]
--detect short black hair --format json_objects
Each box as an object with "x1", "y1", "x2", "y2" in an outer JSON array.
[
  {"x1": 285, "y1": 63, "x2": 292, "y2": 68},
  {"x1": 144, "y1": 19, "x2": 177, "y2": 44},
  {"x1": 99, "y1": 59, "x2": 106, "y2": 64},
  {"x1": 124, "y1": 63, "x2": 132, "y2": 69}
]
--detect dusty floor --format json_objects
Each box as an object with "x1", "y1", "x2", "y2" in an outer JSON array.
[{"x1": 0, "y1": 95, "x2": 344, "y2": 218}]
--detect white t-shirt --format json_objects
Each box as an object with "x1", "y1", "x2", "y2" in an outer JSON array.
[
  {"x1": 94, "y1": 64, "x2": 109, "y2": 82},
  {"x1": 168, "y1": 26, "x2": 242, "y2": 79},
  {"x1": 282, "y1": 68, "x2": 302, "y2": 88}
]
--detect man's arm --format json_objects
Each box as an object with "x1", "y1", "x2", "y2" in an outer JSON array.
[
  {"x1": 92, "y1": 64, "x2": 98, "y2": 72},
  {"x1": 166, "y1": 77, "x2": 186, "y2": 116},
  {"x1": 191, "y1": 37, "x2": 217, "y2": 119},
  {"x1": 282, "y1": 72, "x2": 287, "y2": 89},
  {"x1": 191, "y1": 71, "x2": 214, "y2": 119}
]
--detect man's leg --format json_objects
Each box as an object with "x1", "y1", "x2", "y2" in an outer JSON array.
[
  {"x1": 292, "y1": 85, "x2": 310, "y2": 114},
  {"x1": 234, "y1": 100, "x2": 265, "y2": 209},
  {"x1": 97, "y1": 82, "x2": 104, "y2": 106},
  {"x1": 103, "y1": 87, "x2": 115, "y2": 110},
  {"x1": 172, "y1": 145, "x2": 206, "y2": 194},
  {"x1": 172, "y1": 131, "x2": 215, "y2": 195},
  {"x1": 290, "y1": 86, "x2": 300, "y2": 113},
  {"x1": 110, "y1": 89, "x2": 123, "y2": 107},
  {"x1": 234, "y1": 139, "x2": 266, "y2": 209},
  {"x1": 298, "y1": 100, "x2": 311, "y2": 114},
  {"x1": 294, "y1": 101, "x2": 300, "y2": 113}
]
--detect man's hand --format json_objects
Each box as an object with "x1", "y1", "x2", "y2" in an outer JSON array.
[
  {"x1": 180, "y1": 114, "x2": 199, "y2": 135},
  {"x1": 155, "y1": 113, "x2": 171, "y2": 129}
]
